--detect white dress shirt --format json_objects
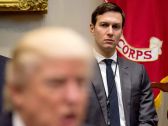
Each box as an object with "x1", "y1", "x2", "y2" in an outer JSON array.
[
  {"x1": 94, "y1": 50, "x2": 126, "y2": 126},
  {"x1": 13, "y1": 112, "x2": 25, "y2": 126}
]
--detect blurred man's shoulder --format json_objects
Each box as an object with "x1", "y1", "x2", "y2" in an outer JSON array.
[
  {"x1": 0, "y1": 112, "x2": 12, "y2": 126},
  {"x1": 0, "y1": 55, "x2": 9, "y2": 63}
]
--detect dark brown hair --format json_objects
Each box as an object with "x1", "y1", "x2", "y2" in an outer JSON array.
[{"x1": 91, "y1": 2, "x2": 125, "y2": 27}]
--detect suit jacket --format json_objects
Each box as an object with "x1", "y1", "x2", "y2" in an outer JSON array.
[
  {"x1": 85, "y1": 57, "x2": 158, "y2": 126},
  {"x1": 0, "y1": 112, "x2": 12, "y2": 126},
  {"x1": 0, "y1": 55, "x2": 9, "y2": 113}
]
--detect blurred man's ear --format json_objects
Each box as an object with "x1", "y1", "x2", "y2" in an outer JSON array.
[
  {"x1": 8, "y1": 84, "x2": 26, "y2": 109},
  {"x1": 90, "y1": 24, "x2": 95, "y2": 33}
]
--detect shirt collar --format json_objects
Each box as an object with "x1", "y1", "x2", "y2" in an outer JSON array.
[
  {"x1": 94, "y1": 49, "x2": 118, "y2": 64},
  {"x1": 13, "y1": 112, "x2": 25, "y2": 126}
]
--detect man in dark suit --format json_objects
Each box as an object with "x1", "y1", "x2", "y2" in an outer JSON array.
[
  {"x1": 0, "y1": 55, "x2": 9, "y2": 113},
  {"x1": 85, "y1": 2, "x2": 158, "y2": 126},
  {"x1": 0, "y1": 27, "x2": 93, "y2": 126}
]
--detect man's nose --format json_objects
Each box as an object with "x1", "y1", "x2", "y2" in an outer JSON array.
[
  {"x1": 107, "y1": 26, "x2": 114, "y2": 37},
  {"x1": 65, "y1": 82, "x2": 80, "y2": 104}
]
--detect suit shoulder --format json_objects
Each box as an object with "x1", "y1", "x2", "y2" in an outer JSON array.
[
  {"x1": 118, "y1": 57, "x2": 146, "y2": 75},
  {"x1": 118, "y1": 57, "x2": 143, "y2": 67},
  {"x1": 0, "y1": 55, "x2": 9, "y2": 66},
  {"x1": 0, "y1": 112, "x2": 12, "y2": 126},
  {"x1": 0, "y1": 55, "x2": 9, "y2": 60}
]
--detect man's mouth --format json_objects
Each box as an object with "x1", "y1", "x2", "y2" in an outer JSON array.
[
  {"x1": 104, "y1": 39, "x2": 115, "y2": 44},
  {"x1": 60, "y1": 113, "x2": 77, "y2": 126}
]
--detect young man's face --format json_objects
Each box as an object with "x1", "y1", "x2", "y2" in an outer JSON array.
[
  {"x1": 12, "y1": 58, "x2": 90, "y2": 126},
  {"x1": 90, "y1": 11, "x2": 123, "y2": 56}
]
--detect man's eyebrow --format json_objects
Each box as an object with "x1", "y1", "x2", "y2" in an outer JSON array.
[{"x1": 113, "y1": 23, "x2": 122, "y2": 25}]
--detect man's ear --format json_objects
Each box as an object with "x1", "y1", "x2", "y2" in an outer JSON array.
[
  {"x1": 90, "y1": 24, "x2": 95, "y2": 33},
  {"x1": 8, "y1": 84, "x2": 25, "y2": 109}
]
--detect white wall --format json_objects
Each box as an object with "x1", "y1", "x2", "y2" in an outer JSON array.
[{"x1": 0, "y1": 0, "x2": 102, "y2": 57}]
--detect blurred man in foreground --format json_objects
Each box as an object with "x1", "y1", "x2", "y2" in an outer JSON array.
[{"x1": 0, "y1": 27, "x2": 93, "y2": 126}]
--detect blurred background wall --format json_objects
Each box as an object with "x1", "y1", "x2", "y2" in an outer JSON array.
[{"x1": 0, "y1": 0, "x2": 102, "y2": 57}]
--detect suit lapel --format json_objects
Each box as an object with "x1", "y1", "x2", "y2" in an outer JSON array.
[
  {"x1": 118, "y1": 58, "x2": 131, "y2": 126},
  {"x1": 91, "y1": 61, "x2": 108, "y2": 124}
]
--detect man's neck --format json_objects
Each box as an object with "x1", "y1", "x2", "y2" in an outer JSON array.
[{"x1": 95, "y1": 48, "x2": 116, "y2": 58}]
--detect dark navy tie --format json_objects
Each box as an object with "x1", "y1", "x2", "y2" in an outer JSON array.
[{"x1": 104, "y1": 59, "x2": 120, "y2": 126}]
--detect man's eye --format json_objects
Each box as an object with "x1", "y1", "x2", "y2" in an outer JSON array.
[
  {"x1": 112, "y1": 24, "x2": 121, "y2": 30},
  {"x1": 76, "y1": 78, "x2": 88, "y2": 88},
  {"x1": 45, "y1": 78, "x2": 66, "y2": 88}
]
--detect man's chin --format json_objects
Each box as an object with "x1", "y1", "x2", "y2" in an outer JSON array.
[{"x1": 104, "y1": 46, "x2": 116, "y2": 51}]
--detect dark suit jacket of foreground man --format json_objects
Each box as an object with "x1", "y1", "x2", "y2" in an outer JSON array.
[
  {"x1": 0, "y1": 112, "x2": 12, "y2": 126},
  {"x1": 86, "y1": 57, "x2": 158, "y2": 126},
  {"x1": 0, "y1": 55, "x2": 9, "y2": 113}
]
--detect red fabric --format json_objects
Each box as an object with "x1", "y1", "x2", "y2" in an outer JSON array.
[{"x1": 105, "y1": 0, "x2": 168, "y2": 98}]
